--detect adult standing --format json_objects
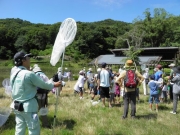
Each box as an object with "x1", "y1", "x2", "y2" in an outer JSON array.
[
  {"x1": 170, "y1": 66, "x2": 180, "y2": 114},
  {"x1": 32, "y1": 65, "x2": 50, "y2": 128},
  {"x1": 142, "y1": 68, "x2": 149, "y2": 95},
  {"x1": 116, "y1": 60, "x2": 144, "y2": 119},
  {"x1": 10, "y1": 51, "x2": 61, "y2": 135},
  {"x1": 97, "y1": 62, "x2": 111, "y2": 107},
  {"x1": 168, "y1": 63, "x2": 175, "y2": 101}
]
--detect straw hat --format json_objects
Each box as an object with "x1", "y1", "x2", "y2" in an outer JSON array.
[{"x1": 124, "y1": 60, "x2": 134, "y2": 68}]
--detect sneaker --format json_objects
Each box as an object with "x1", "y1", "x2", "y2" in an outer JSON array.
[
  {"x1": 122, "y1": 116, "x2": 127, "y2": 120},
  {"x1": 90, "y1": 100, "x2": 93, "y2": 102},
  {"x1": 98, "y1": 100, "x2": 101, "y2": 102},
  {"x1": 131, "y1": 116, "x2": 137, "y2": 119},
  {"x1": 170, "y1": 111, "x2": 177, "y2": 114},
  {"x1": 80, "y1": 97, "x2": 83, "y2": 99}
]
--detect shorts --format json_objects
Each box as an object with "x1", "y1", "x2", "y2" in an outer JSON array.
[
  {"x1": 149, "y1": 94, "x2": 159, "y2": 104},
  {"x1": 100, "y1": 86, "x2": 110, "y2": 98},
  {"x1": 92, "y1": 86, "x2": 98, "y2": 95},
  {"x1": 79, "y1": 87, "x2": 83, "y2": 93}
]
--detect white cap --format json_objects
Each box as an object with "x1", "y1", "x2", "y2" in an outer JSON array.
[{"x1": 89, "y1": 68, "x2": 92, "y2": 71}]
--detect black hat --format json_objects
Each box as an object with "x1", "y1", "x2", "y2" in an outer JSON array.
[
  {"x1": 14, "y1": 51, "x2": 32, "y2": 64},
  {"x1": 172, "y1": 66, "x2": 180, "y2": 74},
  {"x1": 101, "y1": 62, "x2": 107, "y2": 68}
]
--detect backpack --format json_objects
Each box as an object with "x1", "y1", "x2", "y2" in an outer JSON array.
[
  {"x1": 53, "y1": 73, "x2": 59, "y2": 82},
  {"x1": 124, "y1": 70, "x2": 137, "y2": 88}
]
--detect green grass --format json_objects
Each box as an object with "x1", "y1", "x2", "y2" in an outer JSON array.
[
  {"x1": 0, "y1": 60, "x2": 178, "y2": 135},
  {"x1": 1, "y1": 81, "x2": 180, "y2": 135}
]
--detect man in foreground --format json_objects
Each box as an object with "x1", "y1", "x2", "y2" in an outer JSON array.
[{"x1": 10, "y1": 51, "x2": 61, "y2": 135}]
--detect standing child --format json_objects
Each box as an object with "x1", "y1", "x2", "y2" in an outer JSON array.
[
  {"x1": 74, "y1": 70, "x2": 87, "y2": 99},
  {"x1": 160, "y1": 81, "x2": 168, "y2": 103},
  {"x1": 91, "y1": 74, "x2": 101, "y2": 102},
  {"x1": 115, "y1": 73, "x2": 121, "y2": 104},
  {"x1": 148, "y1": 75, "x2": 161, "y2": 112},
  {"x1": 89, "y1": 76, "x2": 95, "y2": 94}
]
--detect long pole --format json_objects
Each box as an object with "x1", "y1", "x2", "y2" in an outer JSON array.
[{"x1": 52, "y1": 50, "x2": 65, "y2": 135}]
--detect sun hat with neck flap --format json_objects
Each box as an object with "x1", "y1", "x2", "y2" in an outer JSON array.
[{"x1": 124, "y1": 60, "x2": 135, "y2": 68}]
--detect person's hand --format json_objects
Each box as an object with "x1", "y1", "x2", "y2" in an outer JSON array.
[{"x1": 54, "y1": 81, "x2": 61, "y2": 87}]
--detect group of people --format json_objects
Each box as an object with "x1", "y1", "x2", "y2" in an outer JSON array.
[
  {"x1": 73, "y1": 59, "x2": 180, "y2": 119},
  {"x1": 9, "y1": 50, "x2": 180, "y2": 134}
]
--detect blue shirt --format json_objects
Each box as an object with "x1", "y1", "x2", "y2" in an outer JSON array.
[
  {"x1": 10, "y1": 66, "x2": 54, "y2": 112},
  {"x1": 154, "y1": 70, "x2": 163, "y2": 81},
  {"x1": 148, "y1": 80, "x2": 158, "y2": 95}
]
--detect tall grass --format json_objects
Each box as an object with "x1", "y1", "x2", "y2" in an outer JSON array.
[{"x1": 1, "y1": 80, "x2": 180, "y2": 135}]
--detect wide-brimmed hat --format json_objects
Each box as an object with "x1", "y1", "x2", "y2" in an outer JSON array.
[
  {"x1": 168, "y1": 63, "x2": 175, "y2": 67},
  {"x1": 33, "y1": 66, "x2": 42, "y2": 73},
  {"x1": 79, "y1": 70, "x2": 84, "y2": 74},
  {"x1": 172, "y1": 66, "x2": 180, "y2": 74},
  {"x1": 124, "y1": 60, "x2": 134, "y2": 68}
]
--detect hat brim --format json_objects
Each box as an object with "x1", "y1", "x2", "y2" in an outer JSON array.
[{"x1": 24, "y1": 53, "x2": 32, "y2": 57}]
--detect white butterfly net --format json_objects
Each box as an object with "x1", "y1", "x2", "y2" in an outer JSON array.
[{"x1": 50, "y1": 18, "x2": 77, "y2": 66}]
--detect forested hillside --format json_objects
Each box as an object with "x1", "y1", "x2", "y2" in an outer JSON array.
[{"x1": 0, "y1": 8, "x2": 180, "y2": 60}]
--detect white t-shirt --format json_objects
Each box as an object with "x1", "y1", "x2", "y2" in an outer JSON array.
[{"x1": 98, "y1": 69, "x2": 110, "y2": 87}]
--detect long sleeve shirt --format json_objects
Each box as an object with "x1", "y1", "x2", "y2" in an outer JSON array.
[{"x1": 10, "y1": 66, "x2": 54, "y2": 112}]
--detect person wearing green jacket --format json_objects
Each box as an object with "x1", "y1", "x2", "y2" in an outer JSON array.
[{"x1": 10, "y1": 51, "x2": 61, "y2": 135}]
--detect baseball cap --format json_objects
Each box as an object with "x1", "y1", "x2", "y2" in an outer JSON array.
[
  {"x1": 14, "y1": 51, "x2": 32, "y2": 62},
  {"x1": 101, "y1": 62, "x2": 107, "y2": 68}
]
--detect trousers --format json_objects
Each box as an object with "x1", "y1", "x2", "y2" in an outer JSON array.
[
  {"x1": 14, "y1": 110, "x2": 40, "y2": 135},
  {"x1": 123, "y1": 91, "x2": 136, "y2": 117}
]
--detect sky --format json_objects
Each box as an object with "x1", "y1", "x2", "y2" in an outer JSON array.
[{"x1": 0, "y1": 0, "x2": 180, "y2": 24}]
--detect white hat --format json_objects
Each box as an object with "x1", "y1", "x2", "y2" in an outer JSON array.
[
  {"x1": 79, "y1": 70, "x2": 84, "y2": 74},
  {"x1": 33, "y1": 64, "x2": 39, "y2": 68},
  {"x1": 168, "y1": 63, "x2": 175, "y2": 67},
  {"x1": 97, "y1": 68, "x2": 101, "y2": 72},
  {"x1": 58, "y1": 67, "x2": 62, "y2": 72},
  {"x1": 33, "y1": 66, "x2": 42, "y2": 73},
  {"x1": 89, "y1": 68, "x2": 92, "y2": 71}
]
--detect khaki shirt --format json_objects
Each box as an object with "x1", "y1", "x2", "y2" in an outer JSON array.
[{"x1": 116, "y1": 70, "x2": 144, "y2": 92}]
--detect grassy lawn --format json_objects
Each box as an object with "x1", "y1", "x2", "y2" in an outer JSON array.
[
  {"x1": 0, "y1": 80, "x2": 180, "y2": 135},
  {"x1": 0, "y1": 59, "x2": 177, "y2": 135}
]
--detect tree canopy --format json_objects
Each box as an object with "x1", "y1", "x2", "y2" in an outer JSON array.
[{"x1": 0, "y1": 8, "x2": 180, "y2": 60}]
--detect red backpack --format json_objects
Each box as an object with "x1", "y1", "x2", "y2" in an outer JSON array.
[{"x1": 124, "y1": 70, "x2": 137, "y2": 88}]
